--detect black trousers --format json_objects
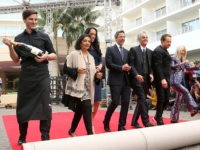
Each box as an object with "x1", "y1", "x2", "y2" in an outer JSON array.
[
  {"x1": 154, "y1": 81, "x2": 170, "y2": 120},
  {"x1": 104, "y1": 84, "x2": 130, "y2": 128},
  {"x1": 19, "y1": 120, "x2": 51, "y2": 140},
  {"x1": 131, "y1": 78, "x2": 150, "y2": 126},
  {"x1": 70, "y1": 99, "x2": 93, "y2": 135}
]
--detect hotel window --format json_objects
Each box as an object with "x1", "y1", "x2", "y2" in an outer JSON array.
[
  {"x1": 135, "y1": 0, "x2": 142, "y2": 5},
  {"x1": 180, "y1": 0, "x2": 198, "y2": 7},
  {"x1": 136, "y1": 17, "x2": 142, "y2": 26},
  {"x1": 182, "y1": 18, "x2": 200, "y2": 33},
  {"x1": 156, "y1": 29, "x2": 167, "y2": 41},
  {"x1": 155, "y1": 6, "x2": 166, "y2": 18}
]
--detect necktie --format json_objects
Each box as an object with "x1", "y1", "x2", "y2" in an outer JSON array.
[
  {"x1": 142, "y1": 48, "x2": 147, "y2": 74},
  {"x1": 142, "y1": 49, "x2": 146, "y2": 60},
  {"x1": 119, "y1": 46, "x2": 124, "y2": 59}
]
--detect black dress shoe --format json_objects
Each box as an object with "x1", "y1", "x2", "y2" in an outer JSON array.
[
  {"x1": 18, "y1": 138, "x2": 26, "y2": 145},
  {"x1": 41, "y1": 136, "x2": 50, "y2": 141},
  {"x1": 144, "y1": 122, "x2": 154, "y2": 127},
  {"x1": 131, "y1": 123, "x2": 142, "y2": 128},
  {"x1": 154, "y1": 117, "x2": 164, "y2": 125},
  {"x1": 68, "y1": 129, "x2": 77, "y2": 137},
  {"x1": 103, "y1": 121, "x2": 111, "y2": 132},
  {"x1": 118, "y1": 126, "x2": 126, "y2": 131},
  {"x1": 104, "y1": 126, "x2": 111, "y2": 132},
  {"x1": 170, "y1": 120, "x2": 178, "y2": 123}
]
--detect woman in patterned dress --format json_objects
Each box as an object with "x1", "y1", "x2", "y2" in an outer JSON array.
[{"x1": 170, "y1": 45, "x2": 200, "y2": 123}]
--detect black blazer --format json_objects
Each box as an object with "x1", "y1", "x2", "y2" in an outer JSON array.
[
  {"x1": 129, "y1": 45, "x2": 152, "y2": 77},
  {"x1": 152, "y1": 45, "x2": 171, "y2": 82},
  {"x1": 105, "y1": 44, "x2": 129, "y2": 86}
]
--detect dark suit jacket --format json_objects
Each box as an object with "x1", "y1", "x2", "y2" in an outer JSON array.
[
  {"x1": 129, "y1": 45, "x2": 152, "y2": 76},
  {"x1": 152, "y1": 45, "x2": 171, "y2": 82},
  {"x1": 128, "y1": 45, "x2": 152, "y2": 86},
  {"x1": 106, "y1": 44, "x2": 129, "y2": 86}
]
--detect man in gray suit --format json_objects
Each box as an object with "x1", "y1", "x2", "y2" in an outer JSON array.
[
  {"x1": 103, "y1": 30, "x2": 131, "y2": 132},
  {"x1": 128, "y1": 31, "x2": 154, "y2": 128}
]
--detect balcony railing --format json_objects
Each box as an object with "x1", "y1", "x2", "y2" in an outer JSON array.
[{"x1": 168, "y1": 0, "x2": 200, "y2": 14}]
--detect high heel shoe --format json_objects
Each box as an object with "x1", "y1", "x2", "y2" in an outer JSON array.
[
  {"x1": 190, "y1": 110, "x2": 198, "y2": 117},
  {"x1": 191, "y1": 106, "x2": 200, "y2": 117},
  {"x1": 68, "y1": 130, "x2": 77, "y2": 137}
]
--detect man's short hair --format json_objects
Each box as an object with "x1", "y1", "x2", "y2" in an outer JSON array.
[
  {"x1": 114, "y1": 30, "x2": 125, "y2": 39},
  {"x1": 137, "y1": 31, "x2": 147, "y2": 41},
  {"x1": 22, "y1": 9, "x2": 38, "y2": 20},
  {"x1": 160, "y1": 34, "x2": 171, "y2": 42}
]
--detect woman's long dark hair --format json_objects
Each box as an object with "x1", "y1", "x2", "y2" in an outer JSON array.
[{"x1": 84, "y1": 27, "x2": 102, "y2": 56}]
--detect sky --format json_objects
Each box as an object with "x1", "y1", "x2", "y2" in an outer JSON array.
[
  {"x1": 0, "y1": 0, "x2": 103, "y2": 21},
  {"x1": 0, "y1": 0, "x2": 103, "y2": 37},
  {"x1": 0, "y1": 0, "x2": 43, "y2": 20},
  {"x1": 0, "y1": 0, "x2": 66, "y2": 20}
]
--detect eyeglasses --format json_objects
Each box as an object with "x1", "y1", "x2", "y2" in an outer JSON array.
[{"x1": 141, "y1": 36, "x2": 148, "y2": 39}]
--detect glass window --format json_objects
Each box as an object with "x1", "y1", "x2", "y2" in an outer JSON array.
[
  {"x1": 182, "y1": 18, "x2": 200, "y2": 33},
  {"x1": 155, "y1": 6, "x2": 166, "y2": 18},
  {"x1": 136, "y1": 17, "x2": 142, "y2": 26},
  {"x1": 135, "y1": 0, "x2": 142, "y2": 5},
  {"x1": 180, "y1": 0, "x2": 198, "y2": 7},
  {"x1": 156, "y1": 29, "x2": 167, "y2": 41}
]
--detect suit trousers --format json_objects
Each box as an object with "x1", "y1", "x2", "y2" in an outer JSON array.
[
  {"x1": 155, "y1": 81, "x2": 170, "y2": 120},
  {"x1": 131, "y1": 79, "x2": 149, "y2": 125},
  {"x1": 171, "y1": 83, "x2": 198, "y2": 122},
  {"x1": 19, "y1": 120, "x2": 51, "y2": 140},
  {"x1": 70, "y1": 99, "x2": 93, "y2": 135},
  {"x1": 104, "y1": 83, "x2": 130, "y2": 128}
]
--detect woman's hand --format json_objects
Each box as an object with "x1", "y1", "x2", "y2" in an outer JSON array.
[
  {"x1": 96, "y1": 72, "x2": 103, "y2": 79},
  {"x1": 77, "y1": 68, "x2": 86, "y2": 74},
  {"x1": 96, "y1": 64, "x2": 102, "y2": 72}
]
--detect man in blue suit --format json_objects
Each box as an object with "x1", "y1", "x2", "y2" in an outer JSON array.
[{"x1": 103, "y1": 30, "x2": 131, "y2": 132}]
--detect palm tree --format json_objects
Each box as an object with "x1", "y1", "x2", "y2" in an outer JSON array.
[{"x1": 58, "y1": 7, "x2": 100, "y2": 55}]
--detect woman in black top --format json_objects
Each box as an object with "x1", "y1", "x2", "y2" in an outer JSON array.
[
  {"x1": 3, "y1": 9, "x2": 57, "y2": 144},
  {"x1": 84, "y1": 27, "x2": 103, "y2": 120}
]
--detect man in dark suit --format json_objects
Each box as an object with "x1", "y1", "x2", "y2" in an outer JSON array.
[
  {"x1": 152, "y1": 34, "x2": 172, "y2": 125},
  {"x1": 103, "y1": 30, "x2": 131, "y2": 132},
  {"x1": 128, "y1": 31, "x2": 154, "y2": 128}
]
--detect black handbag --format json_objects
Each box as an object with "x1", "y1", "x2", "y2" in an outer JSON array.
[
  {"x1": 63, "y1": 60, "x2": 78, "y2": 81},
  {"x1": 62, "y1": 94, "x2": 78, "y2": 112}
]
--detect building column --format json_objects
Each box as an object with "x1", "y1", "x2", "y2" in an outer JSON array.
[{"x1": 0, "y1": 71, "x2": 6, "y2": 90}]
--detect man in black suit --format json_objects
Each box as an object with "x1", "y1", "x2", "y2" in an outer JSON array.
[
  {"x1": 103, "y1": 30, "x2": 131, "y2": 132},
  {"x1": 152, "y1": 34, "x2": 172, "y2": 125},
  {"x1": 128, "y1": 31, "x2": 154, "y2": 128}
]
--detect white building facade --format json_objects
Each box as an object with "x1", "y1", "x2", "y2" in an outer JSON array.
[{"x1": 98, "y1": 0, "x2": 200, "y2": 61}]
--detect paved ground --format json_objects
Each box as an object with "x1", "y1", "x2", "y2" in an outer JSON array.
[{"x1": 0, "y1": 103, "x2": 200, "y2": 150}]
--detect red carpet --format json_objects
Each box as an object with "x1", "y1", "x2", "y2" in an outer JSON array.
[{"x1": 2, "y1": 110, "x2": 185, "y2": 150}]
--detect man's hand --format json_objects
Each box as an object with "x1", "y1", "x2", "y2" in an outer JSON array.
[
  {"x1": 161, "y1": 79, "x2": 168, "y2": 89},
  {"x1": 122, "y1": 64, "x2": 131, "y2": 71},
  {"x1": 135, "y1": 74, "x2": 144, "y2": 83},
  {"x1": 35, "y1": 53, "x2": 48, "y2": 63},
  {"x1": 2, "y1": 38, "x2": 12, "y2": 47},
  {"x1": 150, "y1": 74, "x2": 154, "y2": 82}
]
